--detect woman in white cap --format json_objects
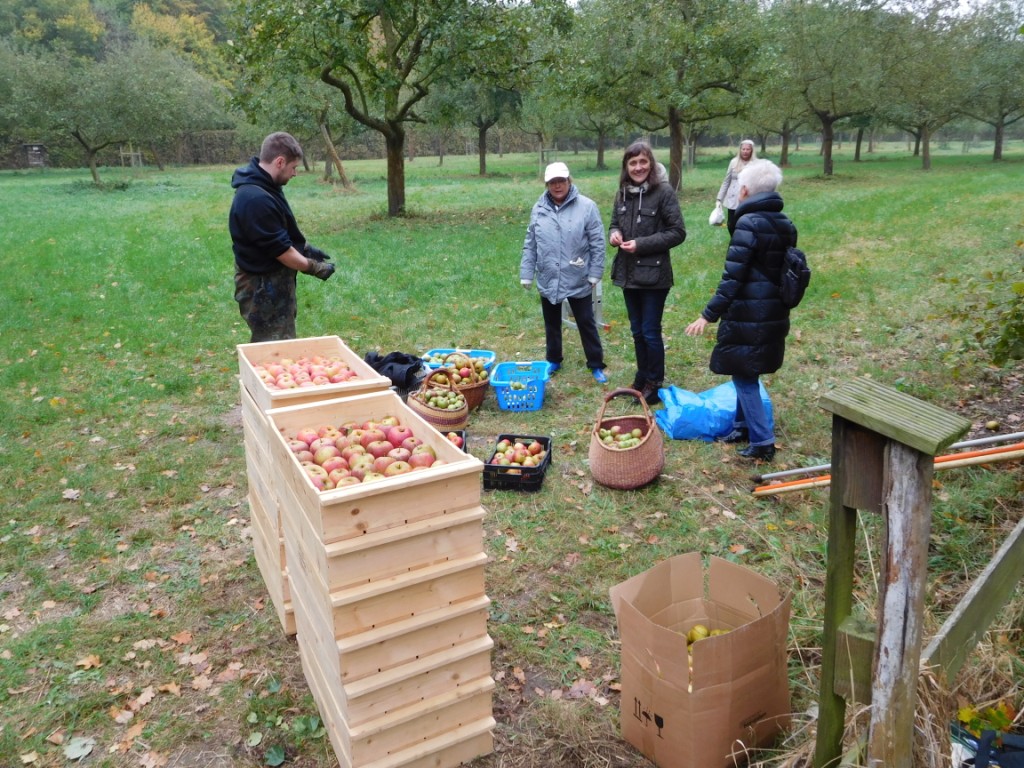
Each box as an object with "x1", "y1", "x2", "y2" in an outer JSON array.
[
  {"x1": 520, "y1": 161, "x2": 609, "y2": 383},
  {"x1": 715, "y1": 139, "x2": 757, "y2": 232}
]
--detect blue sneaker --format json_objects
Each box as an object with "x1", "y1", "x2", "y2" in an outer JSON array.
[
  {"x1": 547, "y1": 363, "x2": 561, "y2": 374},
  {"x1": 592, "y1": 368, "x2": 609, "y2": 384}
]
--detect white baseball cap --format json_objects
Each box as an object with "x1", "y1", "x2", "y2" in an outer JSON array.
[{"x1": 544, "y1": 162, "x2": 571, "y2": 182}]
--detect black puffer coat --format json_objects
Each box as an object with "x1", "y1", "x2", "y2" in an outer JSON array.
[
  {"x1": 609, "y1": 181, "x2": 686, "y2": 290},
  {"x1": 700, "y1": 192, "x2": 797, "y2": 377}
]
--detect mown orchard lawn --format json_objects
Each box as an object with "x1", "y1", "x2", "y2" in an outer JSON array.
[{"x1": 0, "y1": 147, "x2": 1021, "y2": 766}]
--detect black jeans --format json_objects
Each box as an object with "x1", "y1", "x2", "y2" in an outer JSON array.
[
  {"x1": 540, "y1": 294, "x2": 605, "y2": 370},
  {"x1": 622, "y1": 287, "x2": 669, "y2": 383}
]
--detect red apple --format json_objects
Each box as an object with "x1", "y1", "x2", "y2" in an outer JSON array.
[
  {"x1": 334, "y1": 475, "x2": 361, "y2": 488},
  {"x1": 366, "y1": 440, "x2": 394, "y2": 459},
  {"x1": 341, "y1": 444, "x2": 367, "y2": 462},
  {"x1": 385, "y1": 425, "x2": 414, "y2": 447},
  {"x1": 445, "y1": 432, "x2": 464, "y2": 448},
  {"x1": 408, "y1": 451, "x2": 435, "y2": 469},
  {"x1": 360, "y1": 428, "x2": 388, "y2": 448},
  {"x1": 295, "y1": 449, "x2": 314, "y2": 464},
  {"x1": 372, "y1": 455, "x2": 397, "y2": 473},
  {"x1": 387, "y1": 447, "x2": 412, "y2": 463},
  {"x1": 400, "y1": 436, "x2": 424, "y2": 452},
  {"x1": 294, "y1": 427, "x2": 319, "y2": 447},
  {"x1": 313, "y1": 445, "x2": 342, "y2": 465},
  {"x1": 287, "y1": 439, "x2": 309, "y2": 454},
  {"x1": 411, "y1": 444, "x2": 437, "y2": 459},
  {"x1": 321, "y1": 455, "x2": 349, "y2": 474},
  {"x1": 327, "y1": 467, "x2": 352, "y2": 485}
]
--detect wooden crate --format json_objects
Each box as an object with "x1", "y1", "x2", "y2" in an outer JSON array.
[
  {"x1": 238, "y1": 335, "x2": 392, "y2": 411},
  {"x1": 296, "y1": 628, "x2": 495, "y2": 768},
  {"x1": 264, "y1": 391, "x2": 484, "y2": 544},
  {"x1": 241, "y1": 382, "x2": 296, "y2": 635},
  {"x1": 248, "y1": 491, "x2": 296, "y2": 634}
]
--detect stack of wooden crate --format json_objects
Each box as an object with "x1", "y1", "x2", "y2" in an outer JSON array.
[
  {"x1": 238, "y1": 335, "x2": 392, "y2": 635},
  {"x1": 239, "y1": 337, "x2": 495, "y2": 768}
]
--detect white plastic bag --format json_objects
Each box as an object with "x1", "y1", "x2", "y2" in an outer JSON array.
[{"x1": 708, "y1": 206, "x2": 725, "y2": 227}]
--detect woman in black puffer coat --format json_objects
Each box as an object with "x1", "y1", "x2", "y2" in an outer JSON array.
[{"x1": 685, "y1": 159, "x2": 797, "y2": 462}]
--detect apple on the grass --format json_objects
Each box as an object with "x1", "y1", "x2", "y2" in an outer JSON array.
[{"x1": 385, "y1": 425, "x2": 414, "y2": 447}]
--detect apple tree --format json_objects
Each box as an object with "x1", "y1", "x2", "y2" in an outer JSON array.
[{"x1": 232, "y1": 0, "x2": 558, "y2": 216}]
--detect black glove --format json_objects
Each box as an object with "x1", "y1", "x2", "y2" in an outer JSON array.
[
  {"x1": 303, "y1": 259, "x2": 335, "y2": 281},
  {"x1": 304, "y1": 244, "x2": 331, "y2": 263}
]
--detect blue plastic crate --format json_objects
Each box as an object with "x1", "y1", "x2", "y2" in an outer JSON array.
[
  {"x1": 422, "y1": 348, "x2": 496, "y2": 370},
  {"x1": 490, "y1": 362, "x2": 553, "y2": 412}
]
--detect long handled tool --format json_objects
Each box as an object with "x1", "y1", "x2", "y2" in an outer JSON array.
[{"x1": 753, "y1": 438, "x2": 1024, "y2": 497}]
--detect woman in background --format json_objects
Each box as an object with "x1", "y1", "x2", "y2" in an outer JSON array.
[{"x1": 715, "y1": 139, "x2": 756, "y2": 232}]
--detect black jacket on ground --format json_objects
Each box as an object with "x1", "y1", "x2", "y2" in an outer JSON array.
[
  {"x1": 609, "y1": 181, "x2": 686, "y2": 290},
  {"x1": 229, "y1": 158, "x2": 306, "y2": 274},
  {"x1": 700, "y1": 191, "x2": 797, "y2": 377}
]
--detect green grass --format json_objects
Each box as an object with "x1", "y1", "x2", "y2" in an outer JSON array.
[{"x1": 1, "y1": 144, "x2": 1022, "y2": 766}]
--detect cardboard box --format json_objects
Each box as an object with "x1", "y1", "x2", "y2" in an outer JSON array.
[
  {"x1": 610, "y1": 554, "x2": 791, "y2": 768},
  {"x1": 238, "y1": 335, "x2": 392, "y2": 411}
]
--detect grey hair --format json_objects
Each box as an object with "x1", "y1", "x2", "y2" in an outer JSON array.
[{"x1": 737, "y1": 159, "x2": 782, "y2": 195}]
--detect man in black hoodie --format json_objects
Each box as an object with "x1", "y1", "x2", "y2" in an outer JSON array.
[{"x1": 229, "y1": 132, "x2": 335, "y2": 343}]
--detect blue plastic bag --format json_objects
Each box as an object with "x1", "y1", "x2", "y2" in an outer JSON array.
[{"x1": 655, "y1": 381, "x2": 773, "y2": 442}]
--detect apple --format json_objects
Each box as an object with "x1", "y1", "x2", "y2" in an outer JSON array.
[
  {"x1": 327, "y1": 467, "x2": 352, "y2": 485},
  {"x1": 314, "y1": 445, "x2": 342, "y2": 465},
  {"x1": 387, "y1": 447, "x2": 412, "y2": 463},
  {"x1": 317, "y1": 425, "x2": 341, "y2": 439},
  {"x1": 383, "y1": 461, "x2": 412, "y2": 476},
  {"x1": 361, "y1": 471, "x2": 386, "y2": 483},
  {"x1": 372, "y1": 455, "x2": 397, "y2": 473},
  {"x1": 320, "y1": 455, "x2": 349, "y2": 474},
  {"x1": 445, "y1": 432, "x2": 464, "y2": 449},
  {"x1": 408, "y1": 451, "x2": 435, "y2": 469},
  {"x1": 366, "y1": 440, "x2": 395, "y2": 459},
  {"x1": 287, "y1": 438, "x2": 310, "y2": 454},
  {"x1": 379, "y1": 415, "x2": 400, "y2": 427},
  {"x1": 341, "y1": 444, "x2": 367, "y2": 462},
  {"x1": 334, "y1": 475, "x2": 361, "y2": 488},
  {"x1": 400, "y1": 436, "x2": 424, "y2": 452},
  {"x1": 347, "y1": 428, "x2": 368, "y2": 446},
  {"x1": 360, "y1": 428, "x2": 388, "y2": 448},
  {"x1": 333, "y1": 434, "x2": 353, "y2": 450},
  {"x1": 385, "y1": 425, "x2": 414, "y2": 447},
  {"x1": 295, "y1": 449, "x2": 314, "y2": 464},
  {"x1": 411, "y1": 444, "x2": 437, "y2": 459}
]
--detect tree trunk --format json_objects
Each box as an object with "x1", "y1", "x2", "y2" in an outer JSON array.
[
  {"x1": 320, "y1": 122, "x2": 353, "y2": 189},
  {"x1": 993, "y1": 118, "x2": 1004, "y2": 161},
  {"x1": 385, "y1": 128, "x2": 406, "y2": 216},
  {"x1": 854, "y1": 128, "x2": 864, "y2": 162},
  {"x1": 668, "y1": 106, "x2": 683, "y2": 191},
  {"x1": 596, "y1": 129, "x2": 607, "y2": 170},
  {"x1": 779, "y1": 122, "x2": 791, "y2": 167},
  {"x1": 921, "y1": 125, "x2": 932, "y2": 171},
  {"x1": 820, "y1": 117, "x2": 836, "y2": 176},
  {"x1": 478, "y1": 125, "x2": 488, "y2": 176},
  {"x1": 88, "y1": 150, "x2": 101, "y2": 184},
  {"x1": 149, "y1": 145, "x2": 166, "y2": 171}
]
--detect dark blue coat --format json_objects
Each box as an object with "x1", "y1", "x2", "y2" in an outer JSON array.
[
  {"x1": 700, "y1": 192, "x2": 797, "y2": 377},
  {"x1": 229, "y1": 158, "x2": 306, "y2": 274}
]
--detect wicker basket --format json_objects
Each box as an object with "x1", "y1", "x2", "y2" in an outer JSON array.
[
  {"x1": 434, "y1": 353, "x2": 490, "y2": 412},
  {"x1": 588, "y1": 388, "x2": 664, "y2": 490},
  {"x1": 407, "y1": 367, "x2": 470, "y2": 431}
]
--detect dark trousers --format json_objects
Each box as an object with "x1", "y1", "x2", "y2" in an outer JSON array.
[
  {"x1": 622, "y1": 288, "x2": 669, "y2": 383},
  {"x1": 540, "y1": 294, "x2": 605, "y2": 370},
  {"x1": 234, "y1": 266, "x2": 297, "y2": 343}
]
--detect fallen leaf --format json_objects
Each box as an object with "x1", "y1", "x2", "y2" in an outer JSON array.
[
  {"x1": 575, "y1": 656, "x2": 592, "y2": 670},
  {"x1": 63, "y1": 736, "x2": 95, "y2": 760},
  {"x1": 19, "y1": 752, "x2": 38, "y2": 764},
  {"x1": 170, "y1": 631, "x2": 193, "y2": 645},
  {"x1": 76, "y1": 654, "x2": 102, "y2": 670},
  {"x1": 62, "y1": 488, "x2": 82, "y2": 501}
]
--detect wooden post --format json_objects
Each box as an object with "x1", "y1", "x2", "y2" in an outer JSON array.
[{"x1": 813, "y1": 378, "x2": 969, "y2": 768}]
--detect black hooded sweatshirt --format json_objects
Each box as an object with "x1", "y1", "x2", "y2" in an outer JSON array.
[{"x1": 229, "y1": 157, "x2": 306, "y2": 274}]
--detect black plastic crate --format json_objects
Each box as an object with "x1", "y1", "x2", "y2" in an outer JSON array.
[
  {"x1": 482, "y1": 434, "x2": 552, "y2": 492},
  {"x1": 441, "y1": 429, "x2": 469, "y2": 453}
]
